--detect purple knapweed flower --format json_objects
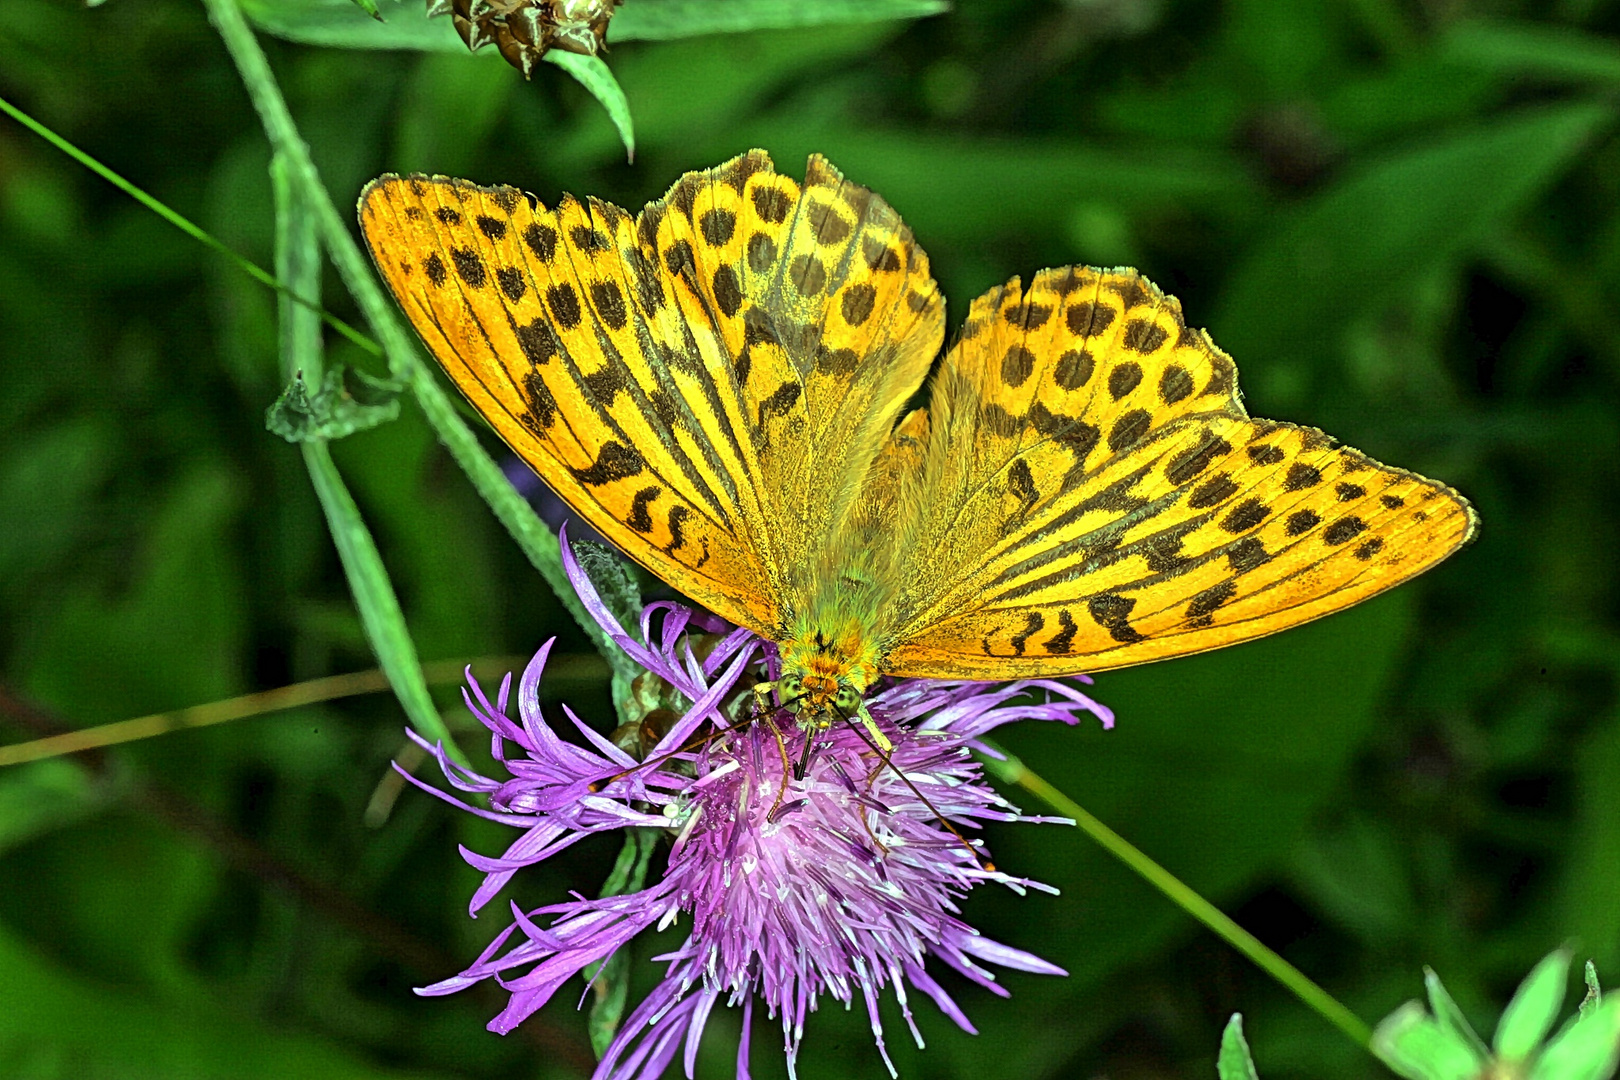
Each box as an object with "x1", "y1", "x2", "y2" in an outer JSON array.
[{"x1": 404, "y1": 536, "x2": 1113, "y2": 1079}]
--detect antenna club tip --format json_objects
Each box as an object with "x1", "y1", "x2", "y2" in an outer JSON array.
[
  {"x1": 983, "y1": 861, "x2": 997, "y2": 873},
  {"x1": 587, "y1": 781, "x2": 602, "y2": 793}
]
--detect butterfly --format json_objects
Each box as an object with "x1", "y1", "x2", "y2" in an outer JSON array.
[{"x1": 358, "y1": 150, "x2": 1477, "y2": 746}]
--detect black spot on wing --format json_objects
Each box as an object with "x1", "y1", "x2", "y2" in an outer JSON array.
[
  {"x1": 1107, "y1": 409, "x2": 1152, "y2": 453},
  {"x1": 548, "y1": 283, "x2": 583, "y2": 329},
  {"x1": 1053, "y1": 350, "x2": 1094, "y2": 389},
  {"x1": 1159, "y1": 365, "x2": 1194, "y2": 404},
  {"x1": 516, "y1": 319, "x2": 558, "y2": 365},
  {"x1": 627, "y1": 487, "x2": 660, "y2": 533},
  {"x1": 1323, "y1": 516, "x2": 1367, "y2": 545},
  {"x1": 1108, "y1": 361, "x2": 1143, "y2": 400},
  {"x1": 1088, "y1": 592, "x2": 1145, "y2": 644},
  {"x1": 1221, "y1": 499, "x2": 1268, "y2": 533},
  {"x1": 590, "y1": 280, "x2": 627, "y2": 329},
  {"x1": 1285, "y1": 509, "x2": 1320, "y2": 536},
  {"x1": 1226, "y1": 537, "x2": 1270, "y2": 573},
  {"x1": 699, "y1": 207, "x2": 736, "y2": 246},
  {"x1": 496, "y1": 266, "x2": 527, "y2": 302},
  {"x1": 451, "y1": 248, "x2": 485, "y2": 288},
  {"x1": 1284, "y1": 463, "x2": 1323, "y2": 491},
  {"x1": 1008, "y1": 612, "x2": 1044, "y2": 657},
  {"x1": 570, "y1": 441, "x2": 644, "y2": 486},
  {"x1": 523, "y1": 222, "x2": 557, "y2": 263},
  {"x1": 1043, "y1": 610, "x2": 1078, "y2": 654},
  {"x1": 424, "y1": 251, "x2": 447, "y2": 286},
  {"x1": 1165, "y1": 433, "x2": 1233, "y2": 485},
  {"x1": 1121, "y1": 319, "x2": 1168, "y2": 353},
  {"x1": 1186, "y1": 578, "x2": 1236, "y2": 621}
]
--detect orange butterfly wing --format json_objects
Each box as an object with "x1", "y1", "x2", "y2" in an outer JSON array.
[
  {"x1": 358, "y1": 152, "x2": 944, "y2": 635},
  {"x1": 882, "y1": 268, "x2": 1478, "y2": 677}
]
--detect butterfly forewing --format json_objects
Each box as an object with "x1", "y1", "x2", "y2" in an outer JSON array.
[
  {"x1": 359, "y1": 174, "x2": 779, "y2": 631},
  {"x1": 359, "y1": 152, "x2": 947, "y2": 636},
  {"x1": 882, "y1": 268, "x2": 1477, "y2": 676}
]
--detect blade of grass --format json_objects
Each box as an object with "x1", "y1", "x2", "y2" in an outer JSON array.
[
  {"x1": 977, "y1": 738, "x2": 1374, "y2": 1051},
  {"x1": 273, "y1": 154, "x2": 471, "y2": 769},
  {"x1": 0, "y1": 93, "x2": 380, "y2": 359},
  {"x1": 0, "y1": 656, "x2": 545, "y2": 768},
  {"x1": 204, "y1": 0, "x2": 632, "y2": 685}
]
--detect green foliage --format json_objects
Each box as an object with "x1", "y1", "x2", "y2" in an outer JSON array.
[
  {"x1": 1374, "y1": 952, "x2": 1620, "y2": 1080},
  {"x1": 1218, "y1": 1015, "x2": 1261, "y2": 1080},
  {"x1": 3, "y1": 0, "x2": 1620, "y2": 1077},
  {"x1": 264, "y1": 366, "x2": 402, "y2": 442}
]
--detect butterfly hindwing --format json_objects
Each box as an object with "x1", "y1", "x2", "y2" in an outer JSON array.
[
  {"x1": 884, "y1": 268, "x2": 1478, "y2": 676},
  {"x1": 645, "y1": 154, "x2": 943, "y2": 604}
]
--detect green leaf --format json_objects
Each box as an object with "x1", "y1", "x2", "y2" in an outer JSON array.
[
  {"x1": 1582, "y1": 963, "x2": 1604, "y2": 1020},
  {"x1": 1497, "y1": 950, "x2": 1573, "y2": 1061},
  {"x1": 547, "y1": 51, "x2": 635, "y2": 162},
  {"x1": 1372, "y1": 1002, "x2": 1489, "y2": 1080},
  {"x1": 1443, "y1": 19, "x2": 1620, "y2": 85},
  {"x1": 245, "y1": 0, "x2": 637, "y2": 162},
  {"x1": 264, "y1": 366, "x2": 403, "y2": 443},
  {"x1": 244, "y1": 0, "x2": 949, "y2": 50},
  {"x1": 612, "y1": 0, "x2": 948, "y2": 41},
  {"x1": 349, "y1": 0, "x2": 381, "y2": 17},
  {"x1": 1426, "y1": 966, "x2": 1491, "y2": 1060},
  {"x1": 242, "y1": 0, "x2": 462, "y2": 50},
  {"x1": 1217, "y1": 1015, "x2": 1260, "y2": 1080},
  {"x1": 1213, "y1": 102, "x2": 1614, "y2": 392},
  {"x1": 1530, "y1": 999, "x2": 1620, "y2": 1080}
]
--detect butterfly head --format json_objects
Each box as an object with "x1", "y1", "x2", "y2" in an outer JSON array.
[
  {"x1": 774, "y1": 669, "x2": 865, "y2": 730},
  {"x1": 775, "y1": 619, "x2": 885, "y2": 731}
]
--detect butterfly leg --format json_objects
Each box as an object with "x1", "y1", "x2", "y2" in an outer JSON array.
[
  {"x1": 793, "y1": 726, "x2": 817, "y2": 781},
  {"x1": 762, "y1": 709, "x2": 793, "y2": 823},
  {"x1": 855, "y1": 701, "x2": 893, "y2": 754}
]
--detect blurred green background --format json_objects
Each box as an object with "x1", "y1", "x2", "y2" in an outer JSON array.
[{"x1": 2, "y1": 0, "x2": 1619, "y2": 1076}]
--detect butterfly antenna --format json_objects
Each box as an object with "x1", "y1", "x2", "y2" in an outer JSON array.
[
  {"x1": 588, "y1": 691, "x2": 812, "y2": 792},
  {"x1": 835, "y1": 707, "x2": 996, "y2": 874}
]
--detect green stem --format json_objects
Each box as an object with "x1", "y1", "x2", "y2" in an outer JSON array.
[
  {"x1": 977, "y1": 740, "x2": 1375, "y2": 1050},
  {"x1": 273, "y1": 154, "x2": 470, "y2": 769},
  {"x1": 203, "y1": 0, "x2": 623, "y2": 673},
  {"x1": 0, "y1": 92, "x2": 379, "y2": 358}
]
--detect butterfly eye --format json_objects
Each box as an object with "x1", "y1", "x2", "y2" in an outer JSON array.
[{"x1": 833, "y1": 686, "x2": 861, "y2": 713}]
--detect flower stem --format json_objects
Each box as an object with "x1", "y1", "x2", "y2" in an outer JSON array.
[
  {"x1": 202, "y1": 0, "x2": 626, "y2": 676},
  {"x1": 976, "y1": 740, "x2": 1374, "y2": 1050}
]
